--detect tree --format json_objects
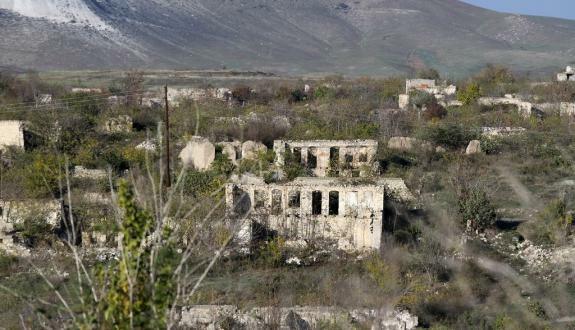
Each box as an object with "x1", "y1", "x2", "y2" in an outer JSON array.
[
  {"x1": 81, "y1": 181, "x2": 177, "y2": 329},
  {"x1": 457, "y1": 83, "x2": 481, "y2": 105},
  {"x1": 416, "y1": 67, "x2": 440, "y2": 80}
]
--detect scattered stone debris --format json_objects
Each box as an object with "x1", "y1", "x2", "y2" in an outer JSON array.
[
  {"x1": 481, "y1": 127, "x2": 526, "y2": 137},
  {"x1": 179, "y1": 305, "x2": 418, "y2": 330},
  {"x1": 480, "y1": 232, "x2": 575, "y2": 282},
  {"x1": 73, "y1": 166, "x2": 107, "y2": 180},
  {"x1": 71, "y1": 88, "x2": 102, "y2": 94}
]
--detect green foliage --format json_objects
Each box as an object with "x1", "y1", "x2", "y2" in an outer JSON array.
[
  {"x1": 258, "y1": 237, "x2": 285, "y2": 267},
  {"x1": 410, "y1": 91, "x2": 436, "y2": 109},
  {"x1": 283, "y1": 148, "x2": 307, "y2": 181},
  {"x1": 182, "y1": 170, "x2": 226, "y2": 198},
  {"x1": 416, "y1": 67, "x2": 440, "y2": 80},
  {"x1": 527, "y1": 198, "x2": 574, "y2": 246},
  {"x1": 23, "y1": 152, "x2": 65, "y2": 198},
  {"x1": 418, "y1": 123, "x2": 478, "y2": 149},
  {"x1": 457, "y1": 82, "x2": 481, "y2": 105},
  {"x1": 12, "y1": 213, "x2": 53, "y2": 247},
  {"x1": 82, "y1": 181, "x2": 178, "y2": 329},
  {"x1": 363, "y1": 254, "x2": 398, "y2": 293},
  {"x1": 458, "y1": 187, "x2": 497, "y2": 232}
]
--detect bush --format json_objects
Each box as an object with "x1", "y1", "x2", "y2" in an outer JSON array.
[
  {"x1": 418, "y1": 123, "x2": 478, "y2": 149},
  {"x1": 458, "y1": 187, "x2": 497, "y2": 232},
  {"x1": 423, "y1": 102, "x2": 447, "y2": 121},
  {"x1": 457, "y1": 83, "x2": 481, "y2": 105}
]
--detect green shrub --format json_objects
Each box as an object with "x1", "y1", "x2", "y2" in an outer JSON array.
[
  {"x1": 458, "y1": 187, "x2": 497, "y2": 232},
  {"x1": 418, "y1": 123, "x2": 479, "y2": 149},
  {"x1": 457, "y1": 82, "x2": 482, "y2": 105}
]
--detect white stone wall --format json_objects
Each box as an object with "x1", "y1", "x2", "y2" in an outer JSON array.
[
  {"x1": 0, "y1": 121, "x2": 25, "y2": 150},
  {"x1": 227, "y1": 177, "x2": 386, "y2": 251},
  {"x1": 273, "y1": 140, "x2": 378, "y2": 177}
]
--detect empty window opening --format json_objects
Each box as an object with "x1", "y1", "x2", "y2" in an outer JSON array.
[
  {"x1": 272, "y1": 189, "x2": 282, "y2": 215},
  {"x1": 358, "y1": 152, "x2": 368, "y2": 162},
  {"x1": 312, "y1": 191, "x2": 322, "y2": 215},
  {"x1": 288, "y1": 191, "x2": 301, "y2": 208},
  {"x1": 345, "y1": 153, "x2": 353, "y2": 164},
  {"x1": 329, "y1": 191, "x2": 340, "y2": 216},
  {"x1": 233, "y1": 186, "x2": 251, "y2": 216},
  {"x1": 329, "y1": 147, "x2": 340, "y2": 166},
  {"x1": 308, "y1": 148, "x2": 318, "y2": 169},
  {"x1": 293, "y1": 147, "x2": 302, "y2": 164},
  {"x1": 254, "y1": 190, "x2": 266, "y2": 209}
]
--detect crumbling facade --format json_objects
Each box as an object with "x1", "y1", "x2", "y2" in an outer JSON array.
[
  {"x1": 226, "y1": 176, "x2": 413, "y2": 251},
  {"x1": 273, "y1": 140, "x2": 378, "y2": 177},
  {"x1": 0, "y1": 121, "x2": 25, "y2": 151}
]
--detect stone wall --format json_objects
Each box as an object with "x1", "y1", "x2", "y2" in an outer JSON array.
[
  {"x1": 0, "y1": 121, "x2": 25, "y2": 150},
  {"x1": 273, "y1": 140, "x2": 378, "y2": 177},
  {"x1": 478, "y1": 97, "x2": 533, "y2": 118},
  {"x1": 179, "y1": 305, "x2": 418, "y2": 330},
  {"x1": 227, "y1": 177, "x2": 391, "y2": 251}
]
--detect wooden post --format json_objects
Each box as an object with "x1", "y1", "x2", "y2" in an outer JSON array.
[{"x1": 164, "y1": 85, "x2": 171, "y2": 188}]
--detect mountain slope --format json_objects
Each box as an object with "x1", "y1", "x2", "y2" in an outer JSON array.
[{"x1": 1, "y1": 0, "x2": 574, "y2": 76}]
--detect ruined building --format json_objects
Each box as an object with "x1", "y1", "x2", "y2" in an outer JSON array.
[
  {"x1": 226, "y1": 175, "x2": 414, "y2": 251},
  {"x1": 557, "y1": 66, "x2": 575, "y2": 82},
  {"x1": 273, "y1": 140, "x2": 378, "y2": 177}
]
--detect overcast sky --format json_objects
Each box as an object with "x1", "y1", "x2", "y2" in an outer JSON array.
[{"x1": 462, "y1": 0, "x2": 575, "y2": 20}]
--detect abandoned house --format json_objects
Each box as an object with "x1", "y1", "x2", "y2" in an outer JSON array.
[
  {"x1": 0, "y1": 121, "x2": 26, "y2": 151},
  {"x1": 226, "y1": 175, "x2": 414, "y2": 251},
  {"x1": 273, "y1": 140, "x2": 378, "y2": 177}
]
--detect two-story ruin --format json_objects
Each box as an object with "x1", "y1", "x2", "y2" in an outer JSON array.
[
  {"x1": 273, "y1": 140, "x2": 378, "y2": 177},
  {"x1": 226, "y1": 175, "x2": 414, "y2": 251}
]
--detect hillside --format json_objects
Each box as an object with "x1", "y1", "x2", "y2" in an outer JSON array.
[{"x1": 1, "y1": 0, "x2": 575, "y2": 75}]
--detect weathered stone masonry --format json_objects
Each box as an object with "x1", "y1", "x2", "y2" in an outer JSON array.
[
  {"x1": 273, "y1": 140, "x2": 378, "y2": 177},
  {"x1": 226, "y1": 177, "x2": 394, "y2": 251}
]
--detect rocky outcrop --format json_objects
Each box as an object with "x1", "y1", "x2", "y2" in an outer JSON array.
[{"x1": 179, "y1": 305, "x2": 418, "y2": 330}]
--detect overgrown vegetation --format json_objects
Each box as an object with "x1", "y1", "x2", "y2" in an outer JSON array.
[{"x1": 1, "y1": 66, "x2": 575, "y2": 329}]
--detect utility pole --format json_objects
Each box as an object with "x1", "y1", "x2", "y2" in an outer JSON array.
[{"x1": 164, "y1": 85, "x2": 171, "y2": 188}]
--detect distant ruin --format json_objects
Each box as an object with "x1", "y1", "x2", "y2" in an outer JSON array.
[{"x1": 273, "y1": 139, "x2": 378, "y2": 177}]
